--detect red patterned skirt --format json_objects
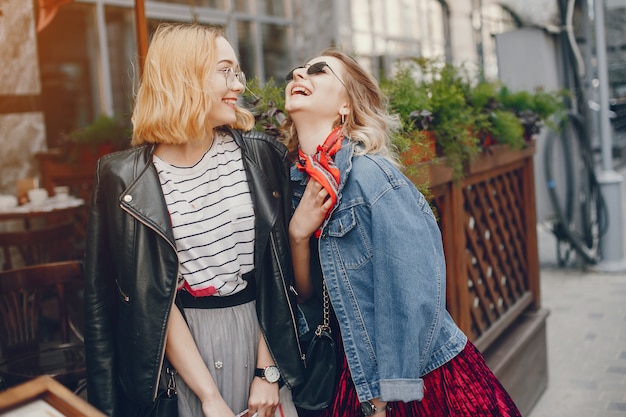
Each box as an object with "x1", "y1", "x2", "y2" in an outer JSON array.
[{"x1": 298, "y1": 336, "x2": 522, "y2": 417}]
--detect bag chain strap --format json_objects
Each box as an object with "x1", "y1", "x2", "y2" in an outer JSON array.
[
  {"x1": 166, "y1": 366, "x2": 178, "y2": 397},
  {"x1": 315, "y1": 281, "x2": 331, "y2": 336}
]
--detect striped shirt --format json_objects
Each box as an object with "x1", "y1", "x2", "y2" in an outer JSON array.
[{"x1": 153, "y1": 132, "x2": 255, "y2": 297}]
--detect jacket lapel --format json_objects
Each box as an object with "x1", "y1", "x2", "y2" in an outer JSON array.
[{"x1": 119, "y1": 145, "x2": 176, "y2": 245}]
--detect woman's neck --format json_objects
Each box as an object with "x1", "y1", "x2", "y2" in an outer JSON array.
[
  {"x1": 155, "y1": 134, "x2": 214, "y2": 166},
  {"x1": 294, "y1": 121, "x2": 338, "y2": 155}
]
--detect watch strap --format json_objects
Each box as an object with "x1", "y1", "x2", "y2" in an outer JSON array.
[{"x1": 254, "y1": 366, "x2": 280, "y2": 383}]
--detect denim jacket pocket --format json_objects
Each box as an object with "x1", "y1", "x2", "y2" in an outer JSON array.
[
  {"x1": 327, "y1": 207, "x2": 356, "y2": 237},
  {"x1": 326, "y1": 208, "x2": 370, "y2": 268}
]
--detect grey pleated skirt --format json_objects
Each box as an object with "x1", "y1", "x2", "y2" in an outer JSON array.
[{"x1": 175, "y1": 300, "x2": 297, "y2": 417}]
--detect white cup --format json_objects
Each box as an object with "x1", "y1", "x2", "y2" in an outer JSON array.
[
  {"x1": 28, "y1": 188, "x2": 49, "y2": 206},
  {"x1": 54, "y1": 186, "x2": 70, "y2": 201},
  {"x1": 0, "y1": 195, "x2": 18, "y2": 211}
]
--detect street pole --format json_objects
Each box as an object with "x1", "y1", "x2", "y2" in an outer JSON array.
[{"x1": 593, "y1": 0, "x2": 626, "y2": 271}]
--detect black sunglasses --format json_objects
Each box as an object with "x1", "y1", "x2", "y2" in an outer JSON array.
[{"x1": 285, "y1": 62, "x2": 347, "y2": 88}]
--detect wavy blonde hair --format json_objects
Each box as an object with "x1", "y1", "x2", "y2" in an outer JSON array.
[
  {"x1": 131, "y1": 23, "x2": 254, "y2": 146},
  {"x1": 281, "y1": 48, "x2": 400, "y2": 164}
]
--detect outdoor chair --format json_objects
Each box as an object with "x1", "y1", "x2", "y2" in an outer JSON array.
[
  {"x1": 0, "y1": 221, "x2": 78, "y2": 271},
  {"x1": 0, "y1": 260, "x2": 86, "y2": 393}
]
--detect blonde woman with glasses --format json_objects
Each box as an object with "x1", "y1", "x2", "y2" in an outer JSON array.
[{"x1": 84, "y1": 23, "x2": 303, "y2": 417}]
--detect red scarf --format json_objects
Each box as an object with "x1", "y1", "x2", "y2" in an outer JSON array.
[{"x1": 296, "y1": 127, "x2": 343, "y2": 237}]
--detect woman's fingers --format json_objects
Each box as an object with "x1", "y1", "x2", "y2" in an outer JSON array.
[{"x1": 305, "y1": 178, "x2": 330, "y2": 206}]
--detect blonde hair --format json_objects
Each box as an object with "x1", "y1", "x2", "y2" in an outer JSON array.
[
  {"x1": 281, "y1": 48, "x2": 400, "y2": 163},
  {"x1": 131, "y1": 23, "x2": 254, "y2": 146}
]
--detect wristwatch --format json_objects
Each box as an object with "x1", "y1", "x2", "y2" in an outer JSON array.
[
  {"x1": 254, "y1": 365, "x2": 281, "y2": 383},
  {"x1": 360, "y1": 400, "x2": 388, "y2": 416}
]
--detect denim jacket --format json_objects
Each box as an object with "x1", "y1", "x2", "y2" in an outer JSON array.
[{"x1": 291, "y1": 139, "x2": 467, "y2": 403}]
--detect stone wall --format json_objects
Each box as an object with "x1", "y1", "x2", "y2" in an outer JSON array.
[{"x1": 0, "y1": 1, "x2": 46, "y2": 195}]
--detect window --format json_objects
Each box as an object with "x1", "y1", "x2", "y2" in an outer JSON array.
[
  {"x1": 262, "y1": 23, "x2": 290, "y2": 81},
  {"x1": 105, "y1": 6, "x2": 137, "y2": 122},
  {"x1": 478, "y1": 4, "x2": 519, "y2": 80},
  {"x1": 350, "y1": 0, "x2": 448, "y2": 78},
  {"x1": 36, "y1": 0, "x2": 293, "y2": 149},
  {"x1": 37, "y1": 3, "x2": 95, "y2": 147},
  {"x1": 156, "y1": 0, "x2": 226, "y2": 7}
]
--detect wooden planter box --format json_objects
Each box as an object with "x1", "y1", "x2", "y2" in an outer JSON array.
[{"x1": 404, "y1": 141, "x2": 548, "y2": 416}]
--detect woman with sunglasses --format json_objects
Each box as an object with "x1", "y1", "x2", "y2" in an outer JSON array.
[
  {"x1": 84, "y1": 23, "x2": 303, "y2": 417},
  {"x1": 283, "y1": 49, "x2": 522, "y2": 417}
]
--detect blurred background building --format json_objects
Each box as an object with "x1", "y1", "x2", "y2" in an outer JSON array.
[{"x1": 0, "y1": 0, "x2": 626, "y2": 179}]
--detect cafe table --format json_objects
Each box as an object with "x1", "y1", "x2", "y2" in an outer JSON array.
[
  {"x1": 0, "y1": 195, "x2": 89, "y2": 252},
  {"x1": 0, "y1": 196, "x2": 86, "y2": 226}
]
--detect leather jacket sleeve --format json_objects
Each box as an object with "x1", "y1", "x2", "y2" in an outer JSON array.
[
  {"x1": 84, "y1": 157, "x2": 120, "y2": 416},
  {"x1": 233, "y1": 128, "x2": 305, "y2": 388}
]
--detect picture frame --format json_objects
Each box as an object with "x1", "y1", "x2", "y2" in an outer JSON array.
[{"x1": 0, "y1": 375, "x2": 105, "y2": 417}]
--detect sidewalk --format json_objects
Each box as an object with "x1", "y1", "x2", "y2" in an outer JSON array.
[
  {"x1": 528, "y1": 262, "x2": 626, "y2": 417},
  {"x1": 527, "y1": 172, "x2": 626, "y2": 416}
]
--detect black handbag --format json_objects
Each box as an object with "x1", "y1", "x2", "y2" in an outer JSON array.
[
  {"x1": 292, "y1": 282, "x2": 338, "y2": 410},
  {"x1": 149, "y1": 365, "x2": 179, "y2": 417}
]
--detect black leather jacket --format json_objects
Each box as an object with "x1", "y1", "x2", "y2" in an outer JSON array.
[{"x1": 84, "y1": 128, "x2": 304, "y2": 416}]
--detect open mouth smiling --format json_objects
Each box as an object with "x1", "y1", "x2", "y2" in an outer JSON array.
[{"x1": 291, "y1": 86, "x2": 311, "y2": 96}]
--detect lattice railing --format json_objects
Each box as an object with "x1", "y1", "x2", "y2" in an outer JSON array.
[{"x1": 422, "y1": 142, "x2": 540, "y2": 351}]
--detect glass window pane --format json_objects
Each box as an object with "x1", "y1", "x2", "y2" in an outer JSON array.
[
  {"x1": 353, "y1": 32, "x2": 373, "y2": 54},
  {"x1": 422, "y1": 0, "x2": 445, "y2": 59},
  {"x1": 152, "y1": 0, "x2": 225, "y2": 7},
  {"x1": 371, "y1": 0, "x2": 384, "y2": 33},
  {"x1": 481, "y1": 4, "x2": 517, "y2": 80},
  {"x1": 105, "y1": 6, "x2": 136, "y2": 124},
  {"x1": 237, "y1": 20, "x2": 257, "y2": 80},
  {"x1": 234, "y1": 0, "x2": 251, "y2": 12},
  {"x1": 37, "y1": 3, "x2": 95, "y2": 147},
  {"x1": 258, "y1": 0, "x2": 287, "y2": 17},
  {"x1": 262, "y1": 23, "x2": 289, "y2": 81},
  {"x1": 351, "y1": 0, "x2": 370, "y2": 32},
  {"x1": 386, "y1": 0, "x2": 419, "y2": 39}
]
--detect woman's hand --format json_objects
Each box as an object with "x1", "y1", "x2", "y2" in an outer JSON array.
[
  {"x1": 289, "y1": 178, "x2": 333, "y2": 300},
  {"x1": 200, "y1": 396, "x2": 237, "y2": 417},
  {"x1": 290, "y1": 178, "x2": 333, "y2": 242},
  {"x1": 166, "y1": 306, "x2": 236, "y2": 417},
  {"x1": 247, "y1": 377, "x2": 280, "y2": 417}
]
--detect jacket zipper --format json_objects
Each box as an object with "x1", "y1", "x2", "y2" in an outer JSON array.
[
  {"x1": 270, "y1": 233, "x2": 305, "y2": 374},
  {"x1": 120, "y1": 204, "x2": 179, "y2": 402}
]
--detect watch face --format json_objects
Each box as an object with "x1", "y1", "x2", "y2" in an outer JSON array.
[
  {"x1": 360, "y1": 401, "x2": 376, "y2": 416},
  {"x1": 263, "y1": 366, "x2": 280, "y2": 383}
]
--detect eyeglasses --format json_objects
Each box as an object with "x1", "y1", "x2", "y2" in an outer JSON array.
[
  {"x1": 218, "y1": 67, "x2": 246, "y2": 90},
  {"x1": 285, "y1": 61, "x2": 347, "y2": 89}
]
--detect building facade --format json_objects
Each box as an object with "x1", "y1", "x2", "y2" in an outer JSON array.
[{"x1": 1, "y1": 0, "x2": 624, "y2": 195}]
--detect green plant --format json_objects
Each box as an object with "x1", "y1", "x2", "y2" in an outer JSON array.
[
  {"x1": 496, "y1": 86, "x2": 567, "y2": 138},
  {"x1": 468, "y1": 80, "x2": 526, "y2": 149},
  {"x1": 381, "y1": 66, "x2": 430, "y2": 154},
  {"x1": 489, "y1": 110, "x2": 525, "y2": 149},
  {"x1": 65, "y1": 114, "x2": 130, "y2": 153},
  {"x1": 427, "y1": 60, "x2": 479, "y2": 176},
  {"x1": 242, "y1": 77, "x2": 287, "y2": 137}
]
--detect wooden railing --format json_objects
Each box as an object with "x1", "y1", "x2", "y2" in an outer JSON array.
[{"x1": 412, "y1": 141, "x2": 540, "y2": 352}]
